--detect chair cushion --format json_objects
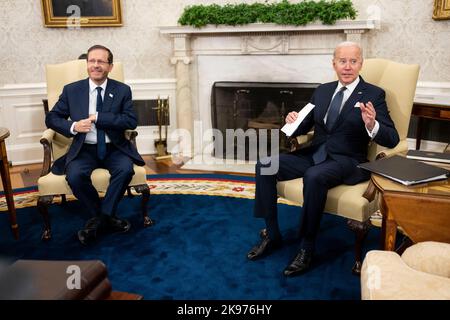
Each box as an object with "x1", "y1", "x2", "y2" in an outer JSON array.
[
  {"x1": 38, "y1": 165, "x2": 147, "y2": 196},
  {"x1": 276, "y1": 178, "x2": 377, "y2": 222},
  {"x1": 361, "y1": 250, "x2": 450, "y2": 300},
  {"x1": 401, "y1": 242, "x2": 450, "y2": 278}
]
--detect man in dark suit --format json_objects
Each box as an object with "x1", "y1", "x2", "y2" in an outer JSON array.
[
  {"x1": 247, "y1": 42, "x2": 400, "y2": 276},
  {"x1": 46, "y1": 44, "x2": 145, "y2": 245}
]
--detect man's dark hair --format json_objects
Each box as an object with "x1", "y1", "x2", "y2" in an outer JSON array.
[{"x1": 87, "y1": 45, "x2": 113, "y2": 64}]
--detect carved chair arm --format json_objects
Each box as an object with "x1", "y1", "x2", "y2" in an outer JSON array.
[
  {"x1": 125, "y1": 129, "x2": 138, "y2": 147},
  {"x1": 40, "y1": 129, "x2": 56, "y2": 177},
  {"x1": 41, "y1": 128, "x2": 56, "y2": 143},
  {"x1": 375, "y1": 144, "x2": 407, "y2": 159},
  {"x1": 288, "y1": 131, "x2": 314, "y2": 152}
]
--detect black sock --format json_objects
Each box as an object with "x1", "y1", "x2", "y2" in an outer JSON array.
[{"x1": 264, "y1": 217, "x2": 281, "y2": 240}]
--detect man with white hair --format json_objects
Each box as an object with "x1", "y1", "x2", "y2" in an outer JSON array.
[{"x1": 247, "y1": 42, "x2": 400, "y2": 276}]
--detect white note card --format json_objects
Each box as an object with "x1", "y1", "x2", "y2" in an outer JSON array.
[{"x1": 281, "y1": 103, "x2": 315, "y2": 137}]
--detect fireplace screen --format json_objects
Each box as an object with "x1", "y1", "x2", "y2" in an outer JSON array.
[{"x1": 211, "y1": 81, "x2": 319, "y2": 160}]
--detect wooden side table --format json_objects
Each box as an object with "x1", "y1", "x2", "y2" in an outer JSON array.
[
  {"x1": 372, "y1": 173, "x2": 450, "y2": 251},
  {"x1": 0, "y1": 127, "x2": 19, "y2": 239},
  {"x1": 412, "y1": 102, "x2": 450, "y2": 150}
]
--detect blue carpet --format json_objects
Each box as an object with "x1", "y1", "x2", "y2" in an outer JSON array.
[{"x1": 0, "y1": 179, "x2": 381, "y2": 300}]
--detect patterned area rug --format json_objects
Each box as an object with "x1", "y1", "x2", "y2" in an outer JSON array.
[{"x1": 0, "y1": 174, "x2": 296, "y2": 211}]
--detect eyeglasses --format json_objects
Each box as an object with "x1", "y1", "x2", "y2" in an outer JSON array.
[
  {"x1": 87, "y1": 59, "x2": 110, "y2": 66},
  {"x1": 335, "y1": 59, "x2": 361, "y2": 66}
]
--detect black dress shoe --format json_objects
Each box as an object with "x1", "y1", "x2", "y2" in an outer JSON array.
[
  {"x1": 283, "y1": 249, "x2": 313, "y2": 277},
  {"x1": 106, "y1": 216, "x2": 131, "y2": 233},
  {"x1": 77, "y1": 217, "x2": 102, "y2": 245},
  {"x1": 247, "y1": 229, "x2": 282, "y2": 260}
]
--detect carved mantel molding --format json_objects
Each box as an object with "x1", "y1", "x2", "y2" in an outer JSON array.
[{"x1": 160, "y1": 20, "x2": 378, "y2": 57}]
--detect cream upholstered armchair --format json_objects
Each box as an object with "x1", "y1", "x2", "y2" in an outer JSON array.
[
  {"x1": 276, "y1": 59, "x2": 420, "y2": 274},
  {"x1": 38, "y1": 59, "x2": 153, "y2": 241},
  {"x1": 361, "y1": 241, "x2": 450, "y2": 299}
]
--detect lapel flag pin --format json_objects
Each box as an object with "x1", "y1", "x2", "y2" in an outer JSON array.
[{"x1": 109, "y1": 93, "x2": 114, "y2": 98}]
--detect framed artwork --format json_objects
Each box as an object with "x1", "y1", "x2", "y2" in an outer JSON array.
[
  {"x1": 433, "y1": 0, "x2": 450, "y2": 20},
  {"x1": 41, "y1": 0, "x2": 122, "y2": 27}
]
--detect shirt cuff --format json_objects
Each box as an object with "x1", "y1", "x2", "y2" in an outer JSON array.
[
  {"x1": 70, "y1": 122, "x2": 78, "y2": 135},
  {"x1": 366, "y1": 120, "x2": 379, "y2": 138}
]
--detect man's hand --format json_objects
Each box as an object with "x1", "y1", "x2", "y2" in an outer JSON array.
[
  {"x1": 360, "y1": 101, "x2": 376, "y2": 131},
  {"x1": 88, "y1": 114, "x2": 97, "y2": 123},
  {"x1": 73, "y1": 118, "x2": 93, "y2": 133},
  {"x1": 285, "y1": 111, "x2": 299, "y2": 124}
]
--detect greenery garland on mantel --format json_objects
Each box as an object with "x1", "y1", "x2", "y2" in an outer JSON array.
[{"x1": 178, "y1": 0, "x2": 357, "y2": 28}]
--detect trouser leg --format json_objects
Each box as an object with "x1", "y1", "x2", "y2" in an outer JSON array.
[
  {"x1": 65, "y1": 145, "x2": 100, "y2": 217},
  {"x1": 101, "y1": 146, "x2": 135, "y2": 216},
  {"x1": 254, "y1": 153, "x2": 313, "y2": 239},
  {"x1": 299, "y1": 159, "x2": 344, "y2": 246}
]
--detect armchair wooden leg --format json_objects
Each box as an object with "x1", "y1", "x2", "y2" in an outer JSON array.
[
  {"x1": 126, "y1": 187, "x2": 134, "y2": 198},
  {"x1": 134, "y1": 184, "x2": 154, "y2": 227},
  {"x1": 347, "y1": 219, "x2": 371, "y2": 275},
  {"x1": 37, "y1": 195, "x2": 55, "y2": 241}
]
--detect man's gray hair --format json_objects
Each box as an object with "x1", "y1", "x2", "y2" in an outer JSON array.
[{"x1": 333, "y1": 41, "x2": 363, "y2": 60}]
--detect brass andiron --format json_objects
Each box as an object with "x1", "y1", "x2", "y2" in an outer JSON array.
[{"x1": 153, "y1": 96, "x2": 171, "y2": 160}]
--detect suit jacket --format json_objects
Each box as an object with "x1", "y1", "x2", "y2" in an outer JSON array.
[
  {"x1": 292, "y1": 76, "x2": 399, "y2": 185},
  {"x1": 46, "y1": 78, "x2": 145, "y2": 175}
]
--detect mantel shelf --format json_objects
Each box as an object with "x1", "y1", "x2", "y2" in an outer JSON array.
[{"x1": 160, "y1": 20, "x2": 379, "y2": 36}]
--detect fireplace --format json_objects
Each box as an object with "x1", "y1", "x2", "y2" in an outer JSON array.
[{"x1": 211, "y1": 81, "x2": 319, "y2": 160}]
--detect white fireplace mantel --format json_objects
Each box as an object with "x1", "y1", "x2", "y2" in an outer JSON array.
[
  {"x1": 160, "y1": 20, "x2": 378, "y2": 158},
  {"x1": 160, "y1": 20, "x2": 378, "y2": 36}
]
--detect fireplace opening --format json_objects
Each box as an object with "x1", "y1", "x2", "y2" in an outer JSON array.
[
  {"x1": 133, "y1": 99, "x2": 169, "y2": 126},
  {"x1": 211, "y1": 81, "x2": 319, "y2": 160}
]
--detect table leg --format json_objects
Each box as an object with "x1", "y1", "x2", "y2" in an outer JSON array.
[
  {"x1": 0, "y1": 140, "x2": 19, "y2": 239},
  {"x1": 380, "y1": 195, "x2": 397, "y2": 251},
  {"x1": 415, "y1": 116, "x2": 423, "y2": 150},
  {"x1": 384, "y1": 219, "x2": 397, "y2": 251}
]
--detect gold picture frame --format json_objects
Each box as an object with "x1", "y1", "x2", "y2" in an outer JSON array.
[
  {"x1": 41, "y1": 0, "x2": 122, "y2": 28},
  {"x1": 433, "y1": 0, "x2": 450, "y2": 20}
]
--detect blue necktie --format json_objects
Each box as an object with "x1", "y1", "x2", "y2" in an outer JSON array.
[
  {"x1": 326, "y1": 86, "x2": 347, "y2": 130},
  {"x1": 312, "y1": 86, "x2": 347, "y2": 164},
  {"x1": 96, "y1": 87, "x2": 106, "y2": 160}
]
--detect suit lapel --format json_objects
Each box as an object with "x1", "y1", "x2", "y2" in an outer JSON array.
[
  {"x1": 81, "y1": 79, "x2": 90, "y2": 118},
  {"x1": 103, "y1": 79, "x2": 116, "y2": 112},
  {"x1": 335, "y1": 77, "x2": 366, "y2": 127}
]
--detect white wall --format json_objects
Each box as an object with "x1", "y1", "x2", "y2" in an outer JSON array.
[
  {"x1": 0, "y1": 0, "x2": 449, "y2": 85},
  {"x1": 353, "y1": 0, "x2": 450, "y2": 82}
]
